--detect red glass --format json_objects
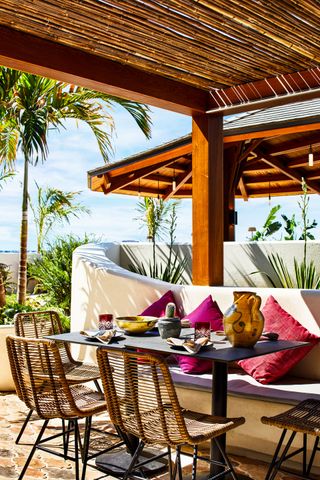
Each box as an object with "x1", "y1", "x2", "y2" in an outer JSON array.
[
  {"x1": 98, "y1": 313, "x2": 113, "y2": 330},
  {"x1": 194, "y1": 321, "x2": 211, "y2": 340}
]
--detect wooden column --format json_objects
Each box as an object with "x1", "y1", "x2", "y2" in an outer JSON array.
[
  {"x1": 192, "y1": 114, "x2": 224, "y2": 285},
  {"x1": 224, "y1": 146, "x2": 239, "y2": 241}
]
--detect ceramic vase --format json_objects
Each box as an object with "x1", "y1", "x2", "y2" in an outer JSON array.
[{"x1": 223, "y1": 291, "x2": 264, "y2": 347}]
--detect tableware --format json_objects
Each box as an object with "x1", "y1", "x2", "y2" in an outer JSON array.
[
  {"x1": 80, "y1": 329, "x2": 118, "y2": 344},
  {"x1": 114, "y1": 316, "x2": 157, "y2": 334},
  {"x1": 167, "y1": 336, "x2": 213, "y2": 353},
  {"x1": 98, "y1": 313, "x2": 113, "y2": 330},
  {"x1": 194, "y1": 321, "x2": 211, "y2": 340}
]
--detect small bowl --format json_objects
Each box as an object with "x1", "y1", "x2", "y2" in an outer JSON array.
[{"x1": 114, "y1": 316, "x2": 158, "y2": 335}]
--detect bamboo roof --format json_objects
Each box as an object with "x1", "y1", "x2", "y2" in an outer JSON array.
[
  {"x1": 88, "y1": 99, "x2": 320, "y2": 200},
  {"x1": 2, "y1": 1, "x2": 320, "y2": 114}
]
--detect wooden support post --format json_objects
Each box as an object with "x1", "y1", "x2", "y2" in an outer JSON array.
[
  {"x1": 224, "y1": 146, "x2": 239, "y2": 241},
  {"x1": 192, "y1": 114, "x2": 224, "y2": 285}
]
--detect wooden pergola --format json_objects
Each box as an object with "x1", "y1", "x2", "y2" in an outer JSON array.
[
  {"x1": 1, "y1": 0, "x2": 320, "y2": 285},
  {"x1": 88, "y1": 98, "x2": 320, "y2": 241}
]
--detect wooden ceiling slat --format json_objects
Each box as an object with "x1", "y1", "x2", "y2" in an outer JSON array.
[{"x1": 2, "y1": 0, "x2": 320, "y2": 93}]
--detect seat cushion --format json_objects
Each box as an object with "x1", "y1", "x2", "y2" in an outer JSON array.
[
  {"x1": 238, "y1": 296, "x2": 319, "y2": 384},
  {"x1": 140, "y1": 290, "x2": 178, "y2": 317},
  {"x1": 176, "y1": 296, "x2": 223, "y2": 374}
]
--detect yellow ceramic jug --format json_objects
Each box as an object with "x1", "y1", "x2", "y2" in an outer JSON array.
[{"x1": 223, "y1": 291, "x2": 264, "y2": 347}]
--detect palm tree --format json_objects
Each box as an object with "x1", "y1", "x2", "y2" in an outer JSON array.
[
  {"x1": 30, "y1": 183, "x2": 90, "y2": 254},
  {"x1": 0, "y1": 67, "x2": 151, "y2": 304},
  {"x1": 136, "y1": 197, "x2": 173, "y2": 277}
]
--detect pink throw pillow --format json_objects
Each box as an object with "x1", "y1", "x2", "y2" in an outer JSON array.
[
  {"x1": 140, "y1": 290, "x2": 178, "y2": 317},
  {"x1": 238, "y1": 296, "x2": 319, "y2": 384},
  {"x1": 176, "y1": 296, "x2": 223, "y2": 374}
]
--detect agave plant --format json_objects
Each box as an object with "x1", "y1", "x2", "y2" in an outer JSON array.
[{"x1": 260, "y1": 253, "x2": 320, "y2": 289}]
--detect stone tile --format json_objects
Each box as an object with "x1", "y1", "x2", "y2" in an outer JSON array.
[{"x1": 0, "y1": 392, "x2": 315, "y2": 480}]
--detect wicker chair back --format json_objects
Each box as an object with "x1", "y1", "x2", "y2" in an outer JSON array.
[
  {"x1": 96, "y1": 348, "x2": 194, "y2": 446},
  {"x1": 7, "y1": 335, "x2": 87, "y2": 419}
]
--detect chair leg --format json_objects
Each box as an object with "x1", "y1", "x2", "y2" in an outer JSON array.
[
  {"x1": 192, "y1": 445, "x2": 198, "y2": 480},
  {"x1": 167, "y1": 446, "x2": 174, "y2": 480},
  {"x1": 212, "y1": 437, "x2": 238, "y2": 480},
  {"x1": 94, "y1": 379, "x2": 103, "y2": 394},
  {"x1": 265, "y1": 430, "x2": 296, "y2": 480},
  {"x1": 74, "y1": 419, "x2": 80, "y2": 480},
  {"x1": 122, "y1": 440, "x2": 145, "y2": 480},
  {"x1": 307, "y1": 436, "x2": 320, "y2": 477},
  {"x1": 18, "y1": 419, "x2": 49, "y2": 480},
  {"x1": 302, "y1": 433, "x2": 307, "y2": 477},
  {"x1": 173, "y1": 446, "x2": 183, "y2": 480},
  {"x1": 80, "y1": 416, "x2": 92, "y2": 480},
  {"x1": 15, "y1": 409, "x2": 34, "y2": 444}
]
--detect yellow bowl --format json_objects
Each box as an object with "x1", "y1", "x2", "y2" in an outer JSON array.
[{"x1": 114, "y1": 316, "x2": 158, "y2": 334}]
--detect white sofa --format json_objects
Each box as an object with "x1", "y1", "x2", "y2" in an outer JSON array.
[{"x1": 71, "y1": 243, "x2": 320, "y2": 473}]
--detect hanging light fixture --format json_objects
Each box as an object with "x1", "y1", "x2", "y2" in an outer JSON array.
[
  {"x1": 268, "y1": 174, "x2": 271, "y2": 206},
  {"x1": 172, "y1": 167, "x2": 176, "y2": 191},
  {"x1": 308, "y1": 145, "x2": 314, "y2": 167},
  {"x1": 157, "y1": 173, "x2": 160, "y2": 201}
]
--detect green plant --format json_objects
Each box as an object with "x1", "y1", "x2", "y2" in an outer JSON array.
[
  {"x1": 29, "y1": 183, "x2": 90, "y2": 253},
  {"x1": 253, "y1": 180, "x2": 320, "y2": 289},
  {"x1": 0, "y1": 293, "x2": 70, "y2": 330},
  {"x1": 281, "y1": 213, "x2": 298, "y2": 240},
  {"x1": 130, "y1": 198, "x2": 187, "y2": 284},
  {"x1": 250, "y1": 205, "x2": 282, "y2": 241},
  {"x1": 0, "y1": 67, "x2": 151, "y2": 304},
  {"x1": 28, "y1": 234, "x2": 93, "y2": 315}
]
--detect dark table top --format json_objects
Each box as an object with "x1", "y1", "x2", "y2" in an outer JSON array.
[{"x1": 47, "y1": 329, "x2": 309, "y2": 364}]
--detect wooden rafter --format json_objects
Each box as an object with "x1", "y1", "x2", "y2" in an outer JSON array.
[
  {"x1": 99, "y1": 158, "x2": 177, "y2": 194},
  {"x1": 257, "y1": 149, "x2": 320, "y2": 194},
  {"x1": 238, "y1": 177, "x2": 249, "y2": 201},
  {"x1": 162, "y1": 164, "x2": 192, "y2": 201}
]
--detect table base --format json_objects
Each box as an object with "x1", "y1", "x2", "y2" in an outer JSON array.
[{"x1": 95, "y1": 447, "x2": 168, "y2": 477}]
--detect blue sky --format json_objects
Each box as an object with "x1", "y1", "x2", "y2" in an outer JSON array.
[{"x1": 0, "y1": 104, "x2": 319, "y2": 252}]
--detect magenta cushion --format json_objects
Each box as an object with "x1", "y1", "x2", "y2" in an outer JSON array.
[
  {"x1": 140, "y1": 290, "x2": 178, "y2": 317},
  {"x1": 238, "y1": 296, "x2": 319, "y2": 384},
  {"x1": 176, "y1": 296, "x2": 223, "y2": 374}
]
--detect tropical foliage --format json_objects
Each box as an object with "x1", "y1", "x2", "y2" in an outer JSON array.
[
  {"x1": 29, "y1": 183, "x2": 90, "y2": 253},
  {"x1": 129, "y1": 198, "x2": 187, "y2": 284},
  {"x1": 250, "y1": 205, "x2": 282, "y2": 241},
  {"x1": 0, "y1": 67, "x2": 151, "y2": 304},
  {"x1": 252, "y1": 180, "x2": 320, "y2": 288},
  {"x1": 0, "y1": 293, "x2": 70, "y2": 330},
  {"x1": 28, "y1": 234, "x2": 94, "y2": 315}
]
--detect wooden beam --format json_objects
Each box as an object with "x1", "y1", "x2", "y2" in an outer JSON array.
[
  {"x1": 224, "y1": 122, "x2": 320, "y2": 143},
  {"x1": 238, "y1": 177, "x2": 249, "y2": 201},
  {"x1": 98, "y1": 159, "x2": 177, "y2": 194},
  {"x1": 162, "y1": 165, "x2": 192, "y2": 200},
  {"x1": 89, "y1": 173, "x2": 110, "y2": 192},
  {"x1": 0, "y1": 25, "x2": 208, "y2": 115},
  {"x1": 257, "y1": 149, "x2": 320, "y2": 194},
  {"x1": 238, "y1": 139, "x2": 265, "y2": 162},
  {"x1": 192, "y1": 114, "x2": 223, "y2": 285}
]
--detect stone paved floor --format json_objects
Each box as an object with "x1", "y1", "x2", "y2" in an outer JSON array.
[{"x1": 0, "y1": 393, "x2": 307, "y2": 480}]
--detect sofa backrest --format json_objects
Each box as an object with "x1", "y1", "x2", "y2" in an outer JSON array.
[
  {"x1": 181, "y1": 285, "x2": 320, "y2": 380},
  {"x1": 71, "y1": 243, "x2": 320, "y2": 380}
]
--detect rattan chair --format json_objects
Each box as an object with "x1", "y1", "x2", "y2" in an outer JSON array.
[
  {"x1": 6, "y1": 335, "x2": 123, "y2": 480},
  {"x1": 96, "y1": 347, "x2": 245, "y2": 480},
  {"x1": 261, "y1": 399, "x2": 320, "y2": 479},
  {"x1": 14, "y1": 310, "x2": 101, "y2": 443}
]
